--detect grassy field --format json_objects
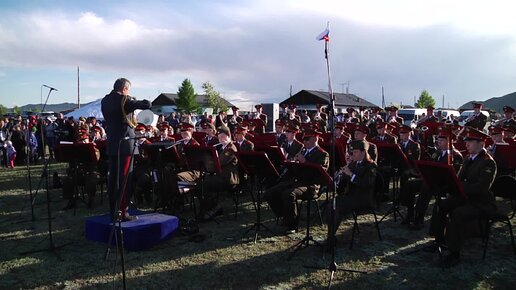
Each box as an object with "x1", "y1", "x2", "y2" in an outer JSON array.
[{"x1": 1, "y1": 163, "x2": 515, "y2": 289}]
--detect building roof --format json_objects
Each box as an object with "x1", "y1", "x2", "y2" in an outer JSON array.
[{"x1": 280, "y1": 90, "x2": 379, "y2": 108}]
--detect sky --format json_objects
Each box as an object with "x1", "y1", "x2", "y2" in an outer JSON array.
[{"x1": 1, "y1": 0, "x2": 516, "y2": 111}]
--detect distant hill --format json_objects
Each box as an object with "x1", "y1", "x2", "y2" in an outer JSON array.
[
  {"x1": 11, "y1": 101, "x2": 96, "y2": 114},
  {"x1": 459, "y1": 91, "x2": 516, "y2": 113}
]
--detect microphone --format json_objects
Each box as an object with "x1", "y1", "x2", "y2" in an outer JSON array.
[{"x1": 43, "y1": 85, "x2": 58, "y2": 91}]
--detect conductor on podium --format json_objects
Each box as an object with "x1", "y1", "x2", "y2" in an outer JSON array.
[{"x1": 101, "y1": 78, "x2": 151, "y2": 220}]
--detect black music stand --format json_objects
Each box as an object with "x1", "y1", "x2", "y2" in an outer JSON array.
[
  {"x1": 142, "y1": 142, "x2": 180, "y2": 211},
  {"x1": 254, "y1": 145, "x2": 286, "y2": 171},
  {"x1": 282, "y1": 162, "x2": 332, "y2": 257},
  {"x1": 55, "y1": 143, "x2": 99, "y2": 214},
  {"x1": 495, "y1": 144, "x2": 516, "y2": 170},
  {"x1": 183, "y1": 145, "x2": 221, "y2": 221},
  {"x1": 376, "y1": 143, "x2": 411, "y2": 223},
  {"x1": 237, "y1": 151, "x2": 278, "y2": 242}
]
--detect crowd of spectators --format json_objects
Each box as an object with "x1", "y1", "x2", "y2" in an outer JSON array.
[{"x1": 0, "y1": 113, "x2": 106, "y2": 168}]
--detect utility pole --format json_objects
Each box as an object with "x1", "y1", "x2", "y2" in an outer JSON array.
[
  {"x1": 340, "y1": 81, "x2": 350, "y2": 94},
  {"x1": 381, "y1": 86, "x2": 385, "y2": 108},
  {"x1": 77, "y1": 66, "x2": 80, "y2": 109}
]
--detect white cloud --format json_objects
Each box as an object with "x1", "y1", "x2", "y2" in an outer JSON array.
[{"x1": 0, "y1": 1, "x2": 515, "y2": 109}]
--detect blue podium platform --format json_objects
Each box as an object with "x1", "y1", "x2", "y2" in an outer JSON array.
[{"x1": 85, "y1": 210, "x2": 179, "y2": 251}]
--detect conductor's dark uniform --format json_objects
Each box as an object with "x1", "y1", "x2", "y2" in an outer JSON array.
[{"x1": 101, "y1": 79, "x2": 151, "y2": 218}]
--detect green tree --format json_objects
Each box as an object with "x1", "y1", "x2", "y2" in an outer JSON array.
[
  {"x1": 202, "y1": 81, "x2": 228, "y2": 114},
  {"x1": 0, "y1": 104, "x2": 7, "y2": 116},
  {"x1": 415, "y1": 90, "x2": 436, "y2": 108},
  {"x1": 176, "y1": 79, "x2": 200, "y2": 114},
  {"x1": 12, "y1": 105, "x2": 21, "y2": 115}
]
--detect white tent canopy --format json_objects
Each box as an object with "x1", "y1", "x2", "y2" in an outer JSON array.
[{"x1": 65, "y1": 99, "x2": 104, "y2": 120}]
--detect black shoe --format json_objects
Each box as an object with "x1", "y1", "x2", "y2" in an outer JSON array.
[
  {"x1": 63, "y1": 200, "x2": 75, "y2": 210},
  {"x1": 285, "y1": 226, "x2": 298, "y2": 235},
  {"x1": 202, "y1": 207, "x2": 223, "y2": 221},
  {"x1": 441, "y1": 253, "x2": 460, "y2": 268},
  {"x1": 401, "y1": 217, "x2": 413, "y2": 226},
  {"x1": 409, "y1": 220, "x2": 424, "y2": 230},
  {"x1": 422, "y1": 241, "x2": 444, "y2": 253}
]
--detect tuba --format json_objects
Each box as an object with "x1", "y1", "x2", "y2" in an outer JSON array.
[{"x1": 136, "y1": 109, "x2": 159, "y2": 127}]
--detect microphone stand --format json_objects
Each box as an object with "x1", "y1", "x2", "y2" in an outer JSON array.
[
  {"x1": 104, "y1": 137, "x2": 139, "y2": 290},
  {"x1": 19, "y1": 87, "x2": 72, "y2": 259},
  {"x1": 303, "y1": 23, "x2": 365, "y2": 289}
]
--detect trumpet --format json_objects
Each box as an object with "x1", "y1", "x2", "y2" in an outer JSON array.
[{"x1": 464, "y1": 113, "x2": 476, "y2": 123}]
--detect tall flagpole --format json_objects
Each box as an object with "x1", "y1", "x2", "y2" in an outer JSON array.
[
  {"x1": 323, "y1": 22, "x2": 335, "y2": 130},
  {"x1": 306, "y1": 22, "x2": 366, "y2": 289}
]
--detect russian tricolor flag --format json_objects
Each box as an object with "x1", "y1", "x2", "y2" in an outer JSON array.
[{"x1": 316, "y1": 22, "x2": 330, "y2": 42}]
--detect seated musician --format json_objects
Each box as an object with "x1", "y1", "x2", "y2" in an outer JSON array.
[
  {"x1": 201, "y1": 126, "x2": 240, "y2": 219},
  {"x1": 353, "y1": 124, "x2": 377, "y2": 163},
  {"x1": 150, "y1": 122, "x2": 175, "y2": 142},
  {"x1": 503, "y1": 125, "x2": 516, "y2": 142},
  {"x1": 165, "y1": 122, "x2": 202, "y2": 211},
  {"x1": 428, "y1": 128, "x2": 497, "y2": 267},
  {"x1": 325, "y1": 140, "x2": 377, "y2": 237},
  {"x1": 334, "y1": 122, "x2": 350, "y2": 142},
  {"x1": 265, "y1": 129, "x2": 329, "y2": 233},
  {"x1": 464, "y1": 103, "x2": 488, "y2": 131},
  {"x1": 399, "y1": 128, "x2": 463, "y2": 230},
  {"x1": 201, "y1": 122, "x2": 219, "y2": 146},
  {"x1": 233, "y1": 125, "x2": 254, "y2": 152},
  {"x1": 62, "y1": 124, "x2": 99, "y2": 209},
  {"x1": 417, "y1": 105, "x2": 439, "y2": 125},
  {"x1": 386, "y1": 106, "x2": 404, "y2": 124},
  {"x1": 496, "y1": 105, "x2": 516, "y2": 128},
  {"x1": 132, "y1": 123, "x2": 154, "y2": 205},
  {"x1": 398, "y1": 124, "x2": 421, "y2": 203},
  {"x1": 287, "y1": 104, "x2": 302, "y2": 123},
  {"x1": 372, "y1": 121, "x2": 397, "y2": 144},
  {"x1": 90, "y1": 125, "x2": 106, "y2": 142},
  {"x1": 227, "y1": 106, "x2": 243, "y2": 133},
  {"x1": 281, "y1": 124, "x2": 303, "y2": 161},
  {"x1": 312, "y1": 106, "x2": 327, "y2": 132},
  {"x1": 487, "y1": 125, "x2": 513, "y2": 177},
  {"x1": 254, "y1": 104, "x2": 268, "y2": 134},
  {"x1": 274, "y1": 119, "x2": 287, "y2": 147}
]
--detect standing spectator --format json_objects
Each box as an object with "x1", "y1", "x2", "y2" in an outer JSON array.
[
  {"x1": 5, "y1": 140, "x2": 16, "y2": 168},
  {"x1": 0, "y1": 119, "x2": 7, "y2": 167},
  {"x1": 44, "y1": 118, "x2": 57, "y2": 160},
  {"x1": 28, "y1": 126, "x2": 38, "y2": 164},
  {"x1": 10, "y1": 124, "x2": 27, "y2": 165}
]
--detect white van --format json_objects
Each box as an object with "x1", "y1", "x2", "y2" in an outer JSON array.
[
  {"x1": 435, "y1": 109, "x2": 460, "y2": 121},
  {"x1": 397, "y1": 109, "x2": 427, "y2": 126}
]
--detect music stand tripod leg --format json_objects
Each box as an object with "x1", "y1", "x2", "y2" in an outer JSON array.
[{"x1": 242, "y1": 177, "x2": 275, "y2": 243}]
